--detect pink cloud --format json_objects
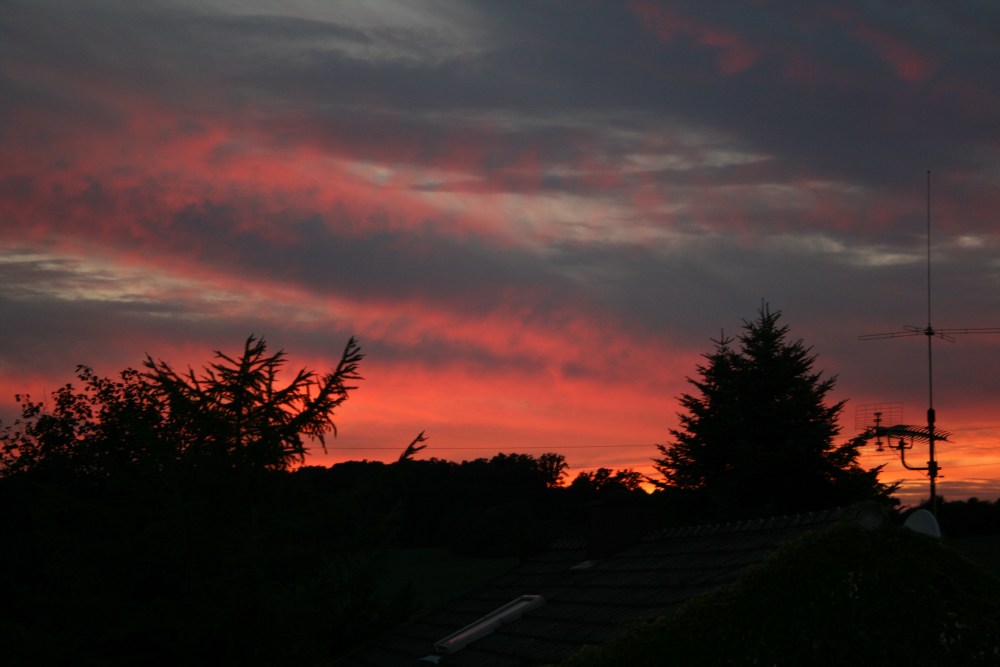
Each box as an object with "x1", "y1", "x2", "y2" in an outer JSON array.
[
  {"x1": 0, "y1": 93, "x2": 505, "y2": 256},
  {"x1": 851, "y1": 22, "x2": 938, "y2": 84},
  {"x1": 628, "y1": 0, "x2": 761, "y2": 75},
  {"x1": 793, "y1": 5, "x2": 938, "y2": 85}
]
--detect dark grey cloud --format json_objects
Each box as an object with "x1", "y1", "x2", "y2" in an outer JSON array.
[{"x1": 7, "y1": 0, "x2": 997, "y2": 202}]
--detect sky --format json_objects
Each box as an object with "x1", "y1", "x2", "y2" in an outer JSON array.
[{"x1": 2, "y1": 0, "x2": 999, "y2": 505}]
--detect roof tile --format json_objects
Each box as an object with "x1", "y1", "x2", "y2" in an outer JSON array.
[{"x1": 344, "y1": 507, "x2": 848, "y2": 666}]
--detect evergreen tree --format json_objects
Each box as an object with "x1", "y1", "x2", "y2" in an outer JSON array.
[
  {"x1": 0, "y1": 336, "x2": 364, "y2": 478},
  {"x1": 145, "y1": 335, "x2": 363, "y2": 471},
  {"x1": 653, "y1": 306, "x2": 888, "y2": 518}
]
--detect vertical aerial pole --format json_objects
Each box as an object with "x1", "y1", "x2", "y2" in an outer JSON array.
[
  {"x1": 925, "y1": 171, "x2": 937, "y2": 515},
  {"x1": 926, "y1": 170, "x2": 932, "y2": 334},
  {"x1": 859, "y1": 171, "x2": 1000, "y2": 515}
]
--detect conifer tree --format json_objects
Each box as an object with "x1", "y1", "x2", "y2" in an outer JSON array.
[
  {"x1": 144, "y1": 335, "x2": 363, "y2": 471},
  {"x1": 653, "y1": 306, "x2": 887, "y2": 518},
  {"x1": 0, "y1": 336, "x2": 363, "y2": 477}
]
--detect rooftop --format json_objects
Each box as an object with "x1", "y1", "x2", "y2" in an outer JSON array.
[{"x1": 344, "y1": 507, "x2": 850, "y2": 666}]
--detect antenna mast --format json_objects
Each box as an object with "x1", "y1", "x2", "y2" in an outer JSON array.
[
  {"x1": 926, "y1": 170, "x2": 937, "y2": 511},
  {"x1": 858, "y1": 172, "x2": 1000, "y2": 515}
]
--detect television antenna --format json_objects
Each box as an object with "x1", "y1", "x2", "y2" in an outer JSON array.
[
  {"x1": 857, "y1": 171, "x2": 1000, "y2": 515},
  {"x1": 854, "y1": 402, "x2": 903, "y2": 437}
]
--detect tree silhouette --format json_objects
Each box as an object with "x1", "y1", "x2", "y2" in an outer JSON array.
[
  {"x1": 397, "y1": 431, "x2": 429, "y2": 462},
  {"x1": 0, "y1": 366, "x2": 173, "y2": 480},
  {"x1": 537, "y1": 452, "x2": 569, "y2": 488},
  {"x1": 571, "y1": 468, "x2": 645, "y2": 493},
  {"x1": 0, "y1": 336, "x2": 398, "y2": 664},
  {"x1": 145, "y1": 335, "x2": 363, "y2": 471},
  {"x1": 1, "y1": 336, "x2": 364, "y2": 477},
  {"x1": 653, "y1": 306, "x2": 887, "y2": 518}
]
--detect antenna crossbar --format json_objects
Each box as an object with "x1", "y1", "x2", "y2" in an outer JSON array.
[
  {"x1": 859, "y1": 332, "x2": 954, "y2": 342},
  {"x1": 935, "y1": 327, "x2": 1000, "y2": 335}
]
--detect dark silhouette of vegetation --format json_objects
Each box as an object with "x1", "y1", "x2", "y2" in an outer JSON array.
[
  {"x1": 0, "y1": 365, "x2": 171, "y2": 481},
  {"x1": 571, "y1": 467, "x2": 646, "y2": 495},
  {"x1": 16, "y1": 320, "x2": 993, "y2": 663},
  {"x1": 1, "y1": 336, "x2": 362, "y2": 479},
  {"x1": 0, "y1": 336, "x2": 410, "y2": 665},
  {"x1": 0, "y1": 333, "x2": 638, "y2": 663},
  {"x1": 561, "y1": 522, "x2": 1000, "y2": 666},
  {"x1": 145, "y1": 335, "x2": 363, "y2": 471},
  {"x1": 0, "y1": 464, "x2": 411, "y2": 665},
  {"x1": 921, "y1": 497, "x2": 1000, "y2": 537},
  {"x1": 304, "y1": 452, "x2": 583, "y2": 557},
  {"x1": 653, "y1": 306, "x2": 892, "y2": 519},
  {"x1": 397, "y1": 430, "x2": 428, "y2": 462},
  {"x1": 538, "y1": 451, "x2": 570, "y2": 488}
]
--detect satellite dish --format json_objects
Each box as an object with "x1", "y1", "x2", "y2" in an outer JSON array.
[{"x1": 903, "y1": 509, "x2": 941, "y2": 538}]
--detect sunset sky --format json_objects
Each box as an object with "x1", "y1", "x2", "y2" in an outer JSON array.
[{"x1": 2, "y1": 1, "x2": 999, "y2": 505}]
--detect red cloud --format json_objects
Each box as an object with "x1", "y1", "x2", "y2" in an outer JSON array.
[
  {"x1": 0, "y1": 90, "x2": 515, "y2": 258},
  {"x1": 851, "y1": 22, "x2": 938, "y2": 84},
  {"x1": 628, "y1": 0, "x2": 761, "y2": 75}
]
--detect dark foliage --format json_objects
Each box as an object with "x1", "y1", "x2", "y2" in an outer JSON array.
[
  {"x1": 1, "y1": 336, "x2": 363, "y2": 478},
  {"x1": 537, "y1": 452, "x2": 570, "y2": 488},
  {"x1": 144, "y1": 335, "x2": 363, "y2": 471},
  {"x1": 561, "y1": 523, "x2": 1000, "y2": 666},
  {"x1": 0, "y1": 366, "x2": 174, "y2": 481},
  {"x1": 570, "y1": 467, "x2": 646, "y2": 495},
  {"x1": 923, "y1": 497, "x2": 1000, "y2": 537},
  {"x1": 0, "y1": 337, "x2": 415, "y2": 665},
  {"x1": 397, "y1": 431, "x2": 429, "y2": 462},
  {"x1": 0, "y1": 469, "x2": 412, "y2": 665},
  {"x1": 305, "y1": 452, "x2": 588, "y2": 557},
  {"x1": 653, "y1": 306, "x2": 891, "y2": 519}
]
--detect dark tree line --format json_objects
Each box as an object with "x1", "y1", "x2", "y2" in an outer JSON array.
[
  {"x1": 0, "y1": 335, "x2": 649, "y2": 665},
  {"x1": 297, "y1": 455, "x2": 649, "y2": 559}
]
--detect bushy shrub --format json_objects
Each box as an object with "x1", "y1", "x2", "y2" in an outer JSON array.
[{"x1": 562, "y1": 523, "x2": 1000, "y2": 666}]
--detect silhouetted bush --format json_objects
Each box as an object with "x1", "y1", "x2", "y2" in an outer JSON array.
[
  {"x1": 0, "y1": 337, "x2": 419, "y2": 665},
  {"x1": 1, "y1": 337, "x2": 363, "y2": 481},
  {"x1": 0, "y1": 338, "x2": 660, "y2": 663},
  {"x1": 933, "y1": 497, "x2": 1000, "y2": 537},
  {"x1": 561, "y1": 523, "x2": 1000, "y2": 666},
  {"x1": 0, "y1": 469, "x2": 414, "y2": 665}
]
